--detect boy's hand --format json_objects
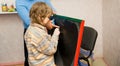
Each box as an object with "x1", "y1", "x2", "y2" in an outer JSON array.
[{"x1": 54, "y1": 28, "x2": 60, "y2": 35}]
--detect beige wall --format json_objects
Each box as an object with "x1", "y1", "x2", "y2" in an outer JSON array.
[
  {"x1": 0, "y1": 14, "x2": 24, "y2": 64},
  {"x1": 103, "y1": 0, "x2": 120, "y2": 66},
  {"x1": 52, "y1": 0, "x2": 103, "y2": 58}
]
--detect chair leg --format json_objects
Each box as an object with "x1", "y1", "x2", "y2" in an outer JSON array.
[
  {"x1": 86, "y1": 59, "x2": 90, "y2": 66},
  {"x1": 79, "y1": 57, "x2": 90, "y2": 66}
]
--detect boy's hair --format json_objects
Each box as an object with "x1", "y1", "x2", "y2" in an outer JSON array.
[{"x1": 29, "y1": 2, "x2": 53, "y2": 25}]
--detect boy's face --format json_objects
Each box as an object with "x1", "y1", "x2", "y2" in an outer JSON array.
[{"x1": 43, "y1": 15, "x2": 54, "y2": 30}]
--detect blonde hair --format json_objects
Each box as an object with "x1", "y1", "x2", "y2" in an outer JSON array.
[{"x1": 29, "y1": 2, "x2": 53, "y2": 25}]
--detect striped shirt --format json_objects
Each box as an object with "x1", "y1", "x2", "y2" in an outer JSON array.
[{"x1": 24, "y1": 23, "x2": 59, "y2": 66}]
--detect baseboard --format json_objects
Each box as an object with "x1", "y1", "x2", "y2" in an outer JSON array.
[{"x1": 0, "y1": 61, "x2": 24, "y2": 66}]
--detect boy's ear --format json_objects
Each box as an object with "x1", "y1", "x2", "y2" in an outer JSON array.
[
  {"x1": 37, "y1": 16, "x2": 43, "y2": 21},
  {"x1": 37, "y1": 16, "x2": 40, "y2": 20},
  {"x1": 38, "y1": 15, "x2": 44, "y2": 21},
  {"x1": 41, "y1": 17, "x2": 44, "y2": 20},
  {"x1": 37, "y1": 16, "x2": 43, "y2": 25}
]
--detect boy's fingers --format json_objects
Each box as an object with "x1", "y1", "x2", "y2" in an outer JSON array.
[{"x1": 52, "y1": 24, "x2": 59, "y2": 28}]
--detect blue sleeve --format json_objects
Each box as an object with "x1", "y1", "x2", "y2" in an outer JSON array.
[
  {"x1": 16, "y1": 1, "x2": 30, "y2": 28},
  {"x1": 44, "y1": 0, "x2": 56, "y2": 12}
]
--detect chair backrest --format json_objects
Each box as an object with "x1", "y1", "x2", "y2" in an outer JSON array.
[
  {"x1": 81, "y1": 26, "x2": 98, "y2": 51},
  {"x1": 53, "y1": 15, "x2": 84, "y2": 66}
]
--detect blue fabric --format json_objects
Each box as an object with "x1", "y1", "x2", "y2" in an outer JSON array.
[
  {"x1": 78, "y1": 60, "x2": 88, "y2": 66},
  {"x1": 80, "y1": 48, "x2": 94, "y2": 58},
  {"x1": 78, "y1": 49, "x2": 94, "y2": 66},
  {"x1": 16, "y1": 0, "x2": 55, "y2": 29},
  {"x1": 80, "y1": 62, "x2": 88, "y2": 66}
]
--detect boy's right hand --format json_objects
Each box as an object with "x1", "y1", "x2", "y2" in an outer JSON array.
[{"x1": 54, "y1": 28, "x2": 60, "y2": 35}]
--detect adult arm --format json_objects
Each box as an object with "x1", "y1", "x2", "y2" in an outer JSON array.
[{"x1": 16, "y1": 1, "x2": 30, "y2": 28}]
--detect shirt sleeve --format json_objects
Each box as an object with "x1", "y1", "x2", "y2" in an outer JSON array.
[
  {"x1": 16, "y1": 1, "x2": 30, "y2": 28},
  {"x1": 36, "y1": 34, "x2": 59, "y2": 55}
]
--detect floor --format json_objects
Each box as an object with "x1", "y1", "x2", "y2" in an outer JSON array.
[
  {"x1": 5, "y1": 58, "x2": 107, "y2": 66},
  {"x1": 92, "y1": 58, "x2": 107, "y2": 66}
]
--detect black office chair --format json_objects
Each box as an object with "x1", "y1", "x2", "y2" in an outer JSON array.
[{"x1": 78, "y1": 26, "x2": 98, "y2": 66}]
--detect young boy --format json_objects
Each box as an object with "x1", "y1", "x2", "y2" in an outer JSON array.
[
  {"x1": 16, "y1": 0, "x2": 56, "y2": 65},
  {"x1": 24, "y1": 2, "x2": 60, "y2": 66}
]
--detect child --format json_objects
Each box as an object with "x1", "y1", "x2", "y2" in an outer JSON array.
[{"x1": 24, "y1": 2, "x2": 60, "y2": 66}]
